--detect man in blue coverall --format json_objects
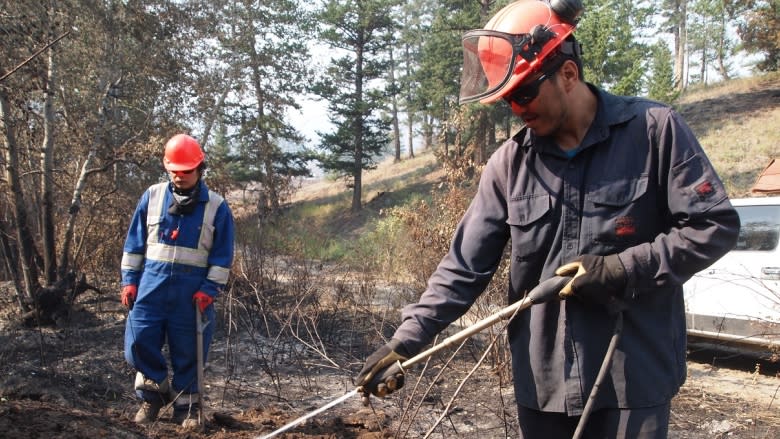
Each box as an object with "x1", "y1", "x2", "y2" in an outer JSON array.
[
  {"x1": 356, "y1": 1, "x2": 740, "y2": 438},
  {"x1": 120, "y1": 133, "x2": 235, "y2": 428}
]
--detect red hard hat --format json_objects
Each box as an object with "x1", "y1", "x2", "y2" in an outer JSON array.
[
  {"x1": 163, "y1": 134, "x2": 204, "y2": 171},
  {"x1": 459, "y1": 0, "x2": 579, "y2": 104}
]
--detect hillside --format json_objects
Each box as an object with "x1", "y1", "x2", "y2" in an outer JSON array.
[
  {"x1": 292, "y1": 72, "x2": 780, "y2": 240},
  {"x1": 676, "y1": 73, "x2": 780, "y2": 197}
]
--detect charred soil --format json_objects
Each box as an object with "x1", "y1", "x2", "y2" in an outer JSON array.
[{"x1": 0, "y1": 282, "x2": 778, "y2": 439}]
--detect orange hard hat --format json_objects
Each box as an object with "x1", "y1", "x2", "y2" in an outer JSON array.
[
  {"x1": 163, "y1": 134, "x2": 204, "y2": 171},
  {"x1": 459, "y1": 0, "x2": 581, "y2": 104}
]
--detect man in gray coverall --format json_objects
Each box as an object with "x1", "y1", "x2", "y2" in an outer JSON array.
[{"x1": 355, "y1": 1, "x2": 740, "y2": 438}]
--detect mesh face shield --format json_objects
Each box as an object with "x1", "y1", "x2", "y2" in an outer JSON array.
[
  {"x1": 458, "y1": 24, "x2": 573, "y2": 104},
  {"x1": 459, "y1": 29, "x2": 555, "y2": 105}
]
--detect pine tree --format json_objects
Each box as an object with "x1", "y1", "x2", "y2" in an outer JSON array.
[
  {"x1": 201, "y1": 0, "x2": 315, "y2": 215},
  {"x1": 313, "y1": 0, "x2": 399, "y2": 211},
  {"x1": 576, "y1": 0, "x2": 653, "y2": 95},
  {"x1": 647, "y1": 42, "x2": 680, "y2": 104}
]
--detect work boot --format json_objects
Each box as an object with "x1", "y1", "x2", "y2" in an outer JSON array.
[
  {"x1": 133, "y1": 399, "x2": 163, "y2": 424},
  {"x1": 172, "y1": 403, "x2": 200, "y2": 430}
]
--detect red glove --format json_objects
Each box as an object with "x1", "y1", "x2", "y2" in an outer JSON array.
[
  {"x1": 121, "y1": 285, "x2": 137, "y2": 309},
  {"x1": 193, "y1": 291, "x2": 213, "y2": 313}
]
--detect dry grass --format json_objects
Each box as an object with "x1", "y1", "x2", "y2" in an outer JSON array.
[
  {"x1": 291, "y1": 148, "x2": 441, "y2": 204},
  {"x1": 678, "y1": 72, "x2": 780, "y2": 105},
  {"x1": 276, "y1": 73, "x2": 780, "y2": 261},
  {"x1": 676, "y1": 72, "x2": 780, "y2": 198}
]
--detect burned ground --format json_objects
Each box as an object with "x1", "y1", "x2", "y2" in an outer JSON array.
[{"x1": 0, "y1": 278, "x2": 778, "y2": 439}]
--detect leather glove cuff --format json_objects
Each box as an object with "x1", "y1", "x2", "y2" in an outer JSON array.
[{"x1": 579, "y1": 254, "x2": 627, "y2": 296}]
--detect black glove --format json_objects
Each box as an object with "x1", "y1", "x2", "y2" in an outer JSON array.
[
  {"x1": 555, "y1": 254, "x2": 627, "y2": 313},
  {"x1": 355, "y1": 339, "x2": 410, "y2": 402}
]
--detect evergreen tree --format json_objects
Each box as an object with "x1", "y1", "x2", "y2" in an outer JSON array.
[
  {"x1": 199, "y1": 0, "x2": 315, "y2": 214},
  {"x1": 313, "y1": 0, "x2": 399, "y2": 211},
  {"x1": 735, "y1": 0, "x2": 780, "y2": 72},
  {"x1": 647, "y1": 41, "x2": 679, "y2": 104},
  {"x1": 396, "y1": 0, "x2": 433, "y2": 158},
  {"x1": 413, "y1": 0, "x2": 483, "y2": 157},
  {"x1": 576, "y1": 0, "x2": 653, "y2": 95}
]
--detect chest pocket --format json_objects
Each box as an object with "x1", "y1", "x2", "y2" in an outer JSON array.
[
  {"x1": 146, "y1": 215, "x2": 166, "y2": 245},
  {"x1": 507, "y1": 193, "x2": 552, "y2": 262},
  {"x1": 507, "y1": 193, "x2": 550, "y2": 226},
  {"x1": 586, "y1": 175, "x2": 653, "y2": 250}
]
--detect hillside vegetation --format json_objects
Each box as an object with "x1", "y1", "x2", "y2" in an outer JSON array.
[
  {"x1": 677, "y1": 72, "x2": 780, "y2": 197},
  {"x1": 288, "y1": 72, "x2": 780, "y2": 251}
]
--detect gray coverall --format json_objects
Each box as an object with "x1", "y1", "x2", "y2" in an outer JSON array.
[{"x1": 392, "y1": 85, "x2": 740, "y2": 435}]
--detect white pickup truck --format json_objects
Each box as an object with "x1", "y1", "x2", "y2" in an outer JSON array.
[{"x1": 684, "y1": 196, "x2": 780, "y2": 356}]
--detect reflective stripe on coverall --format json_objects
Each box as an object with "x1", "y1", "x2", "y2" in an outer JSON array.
[{"x1": 122, "y1": 181, "x2": 234, "y2": 398}]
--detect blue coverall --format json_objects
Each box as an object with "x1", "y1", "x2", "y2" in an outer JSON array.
[{"x1": 121, "y1": 179, "x2": 234, "y2": 399}]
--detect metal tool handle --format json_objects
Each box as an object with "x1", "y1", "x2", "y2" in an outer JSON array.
[
  {"x1": 195, "y1": 307, "x2": 208, "y2": 430},
  {"x1": 256, "y1": 389, "x2": 359, "y2": 439},
  {"x1": 400, "y1": 275, "x2": 570, "y2": 370},
  {"x1": 255, "y1": 275, "x2": 570, "y2": 439}
]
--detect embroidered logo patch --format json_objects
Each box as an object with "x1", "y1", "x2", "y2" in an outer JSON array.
[
  {"x1": 615, "y1": 216, "x2": 636, "y2": 237},
  {"x1": 694, "y1": 181, "x2": 715, "y2": 200}
]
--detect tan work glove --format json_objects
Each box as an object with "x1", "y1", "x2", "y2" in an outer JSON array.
[
  {"x1": 555, "y1": 254, "x2": 627, "y2": 314},
  {"x1": 355, "y1": 339, "x2": 410, "y2": 404}
]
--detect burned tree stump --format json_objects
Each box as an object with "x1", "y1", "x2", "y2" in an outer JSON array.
[{"x1": 21, "y1": 272, "x2": 103, "y2": 327}]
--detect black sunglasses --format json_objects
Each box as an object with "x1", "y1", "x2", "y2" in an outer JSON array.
[
  {"x1": 504, "y1": 71, "x2": 554, "y2": 106},
  {"x1": 504, "y1": 59, "x2": 566, "y2": 106},
  {"x1": 172, "y1": 168, "x2": 196, "y2": 175}
]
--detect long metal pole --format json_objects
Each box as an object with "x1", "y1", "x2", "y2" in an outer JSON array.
[
  {"x1": 257, "y1": 389, "x2": 360, "y2": 439},
  {"x1": 255, "y1": 276, "x2": 570, "y2": 439},
  {"x1": 196, "y1": 307, "x2": 207, "y2": 430}
]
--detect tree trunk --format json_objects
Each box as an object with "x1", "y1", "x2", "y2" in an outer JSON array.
[
  {"x1": 0, "y1": 91, "x2": 42, "y2": 310},
  {"x1": 390, "y1": 49, "x2": 401, "y2": 162},
  {"x1": 58, "y1": 80, "x2": 117, "y2": 280},
  {"x1": 715, "y1": 13, "x2": 730, "y2": 80},
  {"x1": 41, "y1": 37, "x2": 58, "y2": 284},
  {"x1": 200, "y1": 78, "x2": 231, "y2": 148},
  {"x1": 352, "y1": 40, "x2": 365, "y2": 212},
  {"x1": 423, "y1": 114, "x2": 433, "y2": 150},
  {"x1": 674, "y1": 1, "x2": 688, "y2": 91},
  {"x1": 404, "y1": 41, "x2": 415, "y2": 158},
  {"x1": 0, "y1": 217, "x2": 25, "y2": 311},
  {"x1": 670, "y1": 0, "x2": 687, "y2": 92},
  {"x1": 249, "y1": 42, "x2": 280, "y2": 212},
  {"x1": 474, "y1": 111, "x2": 487, "y2": 165}
]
